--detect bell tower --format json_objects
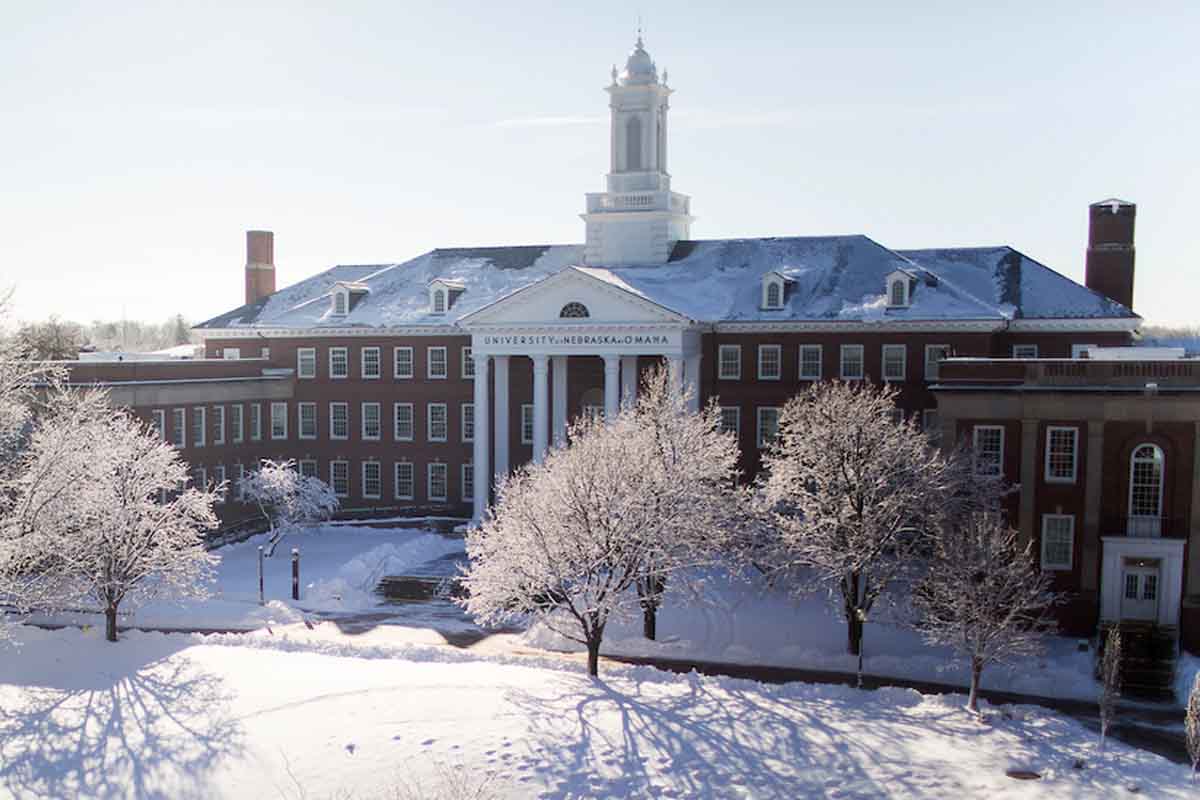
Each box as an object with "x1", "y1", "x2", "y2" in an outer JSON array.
[{"x1": 582, "y1": 35, "x2": 694, "y2": 266}]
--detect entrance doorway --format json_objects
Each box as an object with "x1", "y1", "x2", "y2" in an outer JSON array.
[{"x1": 1121, "y1": 560, "x2": 1160, "y2": 621}]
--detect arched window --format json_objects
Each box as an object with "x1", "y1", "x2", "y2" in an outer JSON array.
[
  {"x1": 626, "y1": 116, "x2": 642, "y2": 171},
  {"x1": 560, "y1": 302, "x2": 589, "y2": 319},
  {"x1": 765, "y1": 282, "x2": 782, "y2": 309},
  {"x1": 432, "y1": 289, "x2": 446, "y2": 315},
  {"x1": 1129, "y1": 444, "x2": 1164, "y2": 536},
  {"x1": 890, "y1": 280, "x2": 907, "y2": 306}
]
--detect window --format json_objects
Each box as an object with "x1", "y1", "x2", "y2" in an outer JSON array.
[
  {"x1": 330, "y1": 461, "x2": 349, "y2": 497},
  {"x1": 840, "y1": 345, "x2": 864, "y2": 380},
  {"x1": 171, "y1": 408, "x2": 185, "y2": 447},
  {"x1": 152, "y1": 410, "x2": 166, "y2": 440},
  {"x1": 1041, "y1": 515, "x2": 1075, "y2": 570},
  {"x1": 1045, "y1": 426, "x2": 1078, "y2": 483},
  {"x1": 261, "y1": 347, "x2": 270, "y2": 360},
  {"x1": 1129, "y1": 444, "x2": 1165, "y2": 526},
  {"x1": 560, "y1": 302, "x2": 589, "y2": 318},
  {"x1": 333, "y1": 291, "x2": 348, "y2": 316},
  {"x1": 427, "y1": 347, "x2": 448, "y2": 379},
  {"x1": 223, "y1": 348, "x2": 240, "y2": 360},
  {"x1": 882, "y1": 345, "x2": 907, "y2": 382},
  {"x1": 432, "y1": 289, "x2": 447, "y2": 315},
  {"x1": 799, "y1": 345, "x2": 822, "y2": 380},
  {"x1": 299, "y1": 459, "x2": 318, "y2": 479},
  {"x1": 888, "y1": 279, "x2": 907, "y2": 307},
  {"x1": 1071, "y1": 344, "x2": 1097, "y2": 359},
  {"x1": 234, "y1": 464, "x2": 245, "y2": 501},
  {"x1": 193, "y1": 466, "x2": 207, "y2": 491},
  {"x1": 362, "y1": 402, "x2": 381, "y2": 440},
  {"x1": 521, "y1": 404, "x2": 535, "y2": 445},
  {"x1": 329, "y1": 347, "x2": 349, "y2": 379},
  {"x1": 212, "y1": 406, "x2": 226, "y2": 445},
  {"x1": 757, "y1": 407, "x2": 780, "y2": 449},
  {"x1": 231, "y1": 404, "x2": 244, "y2": 443},
  {"x1": 250, "y1": 404, "x2": 262, "y2": 441},
  {"x1": 972, "y1": 425, "x2": 1004, "y2": 476},
  {"x1": 297, "y1": 348, "x2": 316, "y2": 378},
  {"x1": 718, "y1": 345, "x2": 741, "y2": 380},
  {"x1": 427, "y1": 403, "x2": 448, "y2": 442},
  {"x1": 924, "y1": 345, "x2": 950, "y2": 381},
  {"x1": 270, "y1": 402, "x2": 287, "y2": 440},
  {"x1": 192, "y1": 406, "x2": 206, "y2": 447},
  {"x1": 462, "y1": 463, "x2": 475, "y2": 502},
  {"x1": 394, "y1": 346, "x2": 414, "y2": 379},
  {"x1": 462, "y1": 347, "x2": 475, "y2": 379},
  {"x1": 330, "y1": 402, "x2": 349, "y2": 440},
  {"x1": 428, "y1": 463, "x2": 448, "y2": 501},
  {"x1": 758, "y1": 345, "x2": 782, "y2": 380},
  {"x1": 395, "y1": 462, "x2": 415, "y2": 500},
  {"x1": 299, "y1": 402, "x2": 317, "y2": 439},
  {"x1": 1012, "y1": 344, "x2": 1039, "y2": 359},
  {"x1": 626, "y1": 115, "x2": 642, "y2": 170},
  {"x1": 766, "y1": 282, "x2": 782, "y2": 308},
  {"x1": 462, "y1": 403, "x2": 475, "y2": 443},
  {"x1": 922, "y1": 409, "x2": 940, "y2": 442},
  {"x1": 394, "y1": 403, "x2": 414, "y2": 441},
  {"x1": 362, "y1": 462, "x2": 381, "y2": 499},
  {"x1": 213, "y1": 465, "x2": 226, "y2": 503},
  {"x1": 719, "y1": 406, "x2": 740, "y2": 437},
  {"x1": 361, "y1": 347, "x2": 381, "y2": 379}
]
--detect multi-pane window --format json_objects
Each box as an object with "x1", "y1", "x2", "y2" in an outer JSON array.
[
  {"x1": 924, "y1": 344, "x2": 950, "y2": 381},
  {"x1": 394, "y1": 346, "x2": 414, "y2": 379},
  {"x1": 223, "y1": 348, "x2": 240, "y2": 360},
  {"x1": 462, "y1": 347, "x2": 475, "y2": 379},
  {"x1": 298, "y1": 402, "x2": 317, "y2": 439},
  {"x1": 922, "y1": 409, "x2": 941, "y2": 442},
  {"x1": 718, "y1": 345, "x2": 741, "y2": 380},
  {"x1": 972, "y1": 425, "x2": 1005, "y2": 476},
  {"x1": 757, "y1": 345, "x2": 782, "y2": 380},
  {"x1": 362, "y1": 402, "x2": 381, "y2": 440},
  {"x1": 462, "y1": 463, "x2": 475, "y2": 502},
  {"x1": 1012, "y1": 344, "x2": 1039, "y2": 359},
  {"x1": 261, "y1": 346, "x2": 270, "y2": 360},
  {"x1": 193, "y1": 466, "x2": 207, "y2": 491},
  {"x1": 1045, "y1": 426, "x2": 1078, "y2": 483},
  {"x1": 428, "y1": 463, "x2": 448, "y2": 501},
  {"x1": 462, "y1": 403, "x2": 475, "y2": 443},
  {"x1": 428, "y1": 346, "x2": 448, "y2": 379},
  {"x1": 330, "y1": 461, "x2": 349, "y2": 498},
  {"x1": 757, "y1": 407, "x2": 780, "y2": 449},
  {"x1": 297, "y1": 347, "x2": 317, "y2": 379},
  {"x1": 882, "y1": 345, "x2": 907, "y2": 382},
  {"x1": 231, "y1": 404, "x2": 244, "y2": 443},
  {"x1": 427, "y1": 403, "x2": 448, "y2": 442},
  {"x1": 152, "y1": 410, "x2": 166, "y2": 440},
  {"x1": 235, "y1": 464, "x2": 245, "y2": 501},
  {"x1": 192, "y1": 406, "x2": 206, "y2": 447},
  {"x1": 329, "y1": 347, "x2": 349, "y2": 379},
  {"x1": 840, "y1": 345, "x2": 864, "y2": 380},
  {"x1": 798, "y1": 345, "x2": 822, "y2": 380},
  {"x1": 765, "y1": 281, "x2": 782, "y2": 309},
  {"x1": 361, "y1": 347, "x2": 381, "y2": 379},
  {"x1": 719, "y1": 406, "x2": 740, "y2": 437},
  {"x1": 1041, "y1": 514, "x2": 1074, "y2": 570},
  {"x1": 333, "y1": 292, "x2": 347, "y2": 315},
  {"x1": 432, "y1": 290, "x2": 446, "y2": 314},
  {"x1": 362, "y1": 461, "x2": 381, "y2": 499},
  {"x1": 395, "y1": 462, "x2": 415, "y2": 500},
  {"x1": 330, "y1": 402, "x2": 349, "y2": 440},
  {"x1": 521, "y1": 405, "x2": 535, "y2": 445},
  {"x1": 213, "y1": 406, "x2": 226, "y2": 444},
  {"x1": 250, "y1": 404, "x2": 263, "y2": 441},
  {"x1": 270, "y1": 402, "x2": 287, "y2": 440},
  {"x1": 299, "y1": 459, "x2": 318, "y2": 479},
  {"x1": 394, "y1": 403, "x2": 414, "y2": 441},
  {"x1": 212, "y1": 465, "x2": 226, "y2": 500},
  {"x1": 1129, "y1": 444, "x2": 1165, "y2": 524}
]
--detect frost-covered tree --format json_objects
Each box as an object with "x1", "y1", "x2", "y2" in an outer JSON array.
[
  {"x1": 461, "y1": 410, "x2": 677, "y2": 677},
  {"x1": 2, "y1": 390, "x2": 219, "y2": 641},
  {"x1": 1187, "y1": 674, "x2": 1200, "y2": 780},
  {"x1": 759, "y1": 380, "x2": 957, "y2": 658},
  {"x1": 912, "y1": 513, "x2": 1059, "y2": 712},
  {"x1": 1099, "y1": 626, "x2": 1122, "y2": 751},
  {"x1": 239, "y1": 459, "x2": 339, "y2": 554}
]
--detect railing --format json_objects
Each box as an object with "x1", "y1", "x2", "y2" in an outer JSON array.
[
  {"x1": 1102, "y1": 516, "x2": 1187, "y2": 539},
  {"x1": 1030, "y1": 361, "x2": 1200, "y2": 388},
  {"x1": 585, "y1": 192, "x2": 689, "y2": 214}
]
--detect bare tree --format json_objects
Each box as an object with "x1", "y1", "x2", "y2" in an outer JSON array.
[
  {"x1": 912, "y1": 513, "x2": 1060, "y2": 712},
  {"x1": 239, "y1": 459, "x2": 339, "y2": 555},
  {"x1": 1099, "y1": 626, "x2": 1122, "y2": 751},
  {"x1": 1187, "y1": 673, "x2": 1200, "y2": 781},
  {"x1": 16, "y1": 317, "x2": 85, "y2": 360},
  {"x1": 759, "y1": 380, "x2": 957, "y2": 660}
]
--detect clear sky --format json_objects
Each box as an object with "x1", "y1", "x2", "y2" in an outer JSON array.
[{"x1": 2, "y1": 1, "x2": 1197, "y2": 327}]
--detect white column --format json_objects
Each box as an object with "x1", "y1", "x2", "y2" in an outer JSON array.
[
  {"x1": 532, "y1": 354, "x2": 549, "y2": 464},
  {"x1": 668, "y1": 356, "x2": 683, "y2": 391},
  {"x1": 493, "y1": 356, "x2": 510, "y2": 482},
  {"x1": 471, "y1": 354, "x2": 490, "y2": 523},
  {"x1": 620, "y1": 356, "x2": 637, "y2": 408},
  {"x1": 685, "y1": 353, "x2": 701, "y2": 412},
  {"x1": 603, "y1": 354, "x2": 620, "y2": 421},
  {"x1": 552, "y1": 356, "x2": 568, "y2": 446}
]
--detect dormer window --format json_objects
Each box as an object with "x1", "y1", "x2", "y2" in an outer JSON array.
[
  {"x1": 329, "y1": 281, "x2": 368, "y2": 318},
  {"x1": 886, "y1": 271, "x2": 913, "y2": 308},
  {"x1": 890, "y1": 280, "x2": 906, "y2": 306},
  {"x1": 761, "y1": 273, "x2": 788, "y2": 310},
  {"x1": 332, "y1": 290, "x2": 348, "y2": 316},
  {"x1": 560, "y1": 302, "x2": 590, "y2": 318},
  {"x1": 428, "y1": 279, "x2": 466, "y2": 315},
  {"x1": 432, "y1": 289, "x2": 447, "y2": 315}
]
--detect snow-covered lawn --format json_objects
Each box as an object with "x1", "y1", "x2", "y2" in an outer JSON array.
[{"x1": 0, "y1": 624, "x2": 1194, "y2": 799}]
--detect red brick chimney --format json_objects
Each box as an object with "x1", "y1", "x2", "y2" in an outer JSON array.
[
  {"x1": 1084, "y1": 199, "x2": 1135, "y2": 310},
  {"x1": 244, "y1": 230, "x2": 276, "y2": 306}
]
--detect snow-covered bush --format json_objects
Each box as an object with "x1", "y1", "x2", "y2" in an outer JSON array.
[
  {"x1": 239, "y1": 459, "x2": 339, "y2": 553},
  {"x1": 1099, "y1": 626, "x2": 1122, "y2": 750},
  {"x1": 1187, "y1": 674, "x2": 1200, "y2": 780}
]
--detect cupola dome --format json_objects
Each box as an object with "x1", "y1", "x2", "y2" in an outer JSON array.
[{"x1": 619, "y1": 36, "x2": 658, "y2": 85}]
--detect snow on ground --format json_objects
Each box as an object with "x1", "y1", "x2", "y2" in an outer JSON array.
[{"x1": 0, "y1": 623, "x2": 1193, "y2": 800}]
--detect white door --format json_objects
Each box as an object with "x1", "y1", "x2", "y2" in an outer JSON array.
[{"x1": 1121, "y1": 566, "x2": 1160, "y2": 621}]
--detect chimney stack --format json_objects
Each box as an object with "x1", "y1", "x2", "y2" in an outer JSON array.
[
  {"x1": 244, "y1": 230, "x2": 276, "y2": 306},
  {"x1": 1084, "y1": 199, "x2": 1135, "y2": 310}
]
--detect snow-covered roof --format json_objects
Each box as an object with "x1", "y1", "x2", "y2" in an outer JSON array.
[{"x1": 196, "y1": 236, "x2": 1136, "y2": 331}]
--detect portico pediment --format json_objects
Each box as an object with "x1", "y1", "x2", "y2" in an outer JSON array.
[{"x1": 458, "y1": 267, "x2": 690, "y2": 328}]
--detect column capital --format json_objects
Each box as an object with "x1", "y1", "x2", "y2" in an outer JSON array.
[{"x1": 532, "y1": 353, "x2": 549, "y2": 371}]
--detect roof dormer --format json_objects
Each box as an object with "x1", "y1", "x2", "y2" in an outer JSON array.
[
  {"x1": 761, "y1": 271, "x2": 792, "y2": 311},
  {"x1": 329, "y1": 281, "x2": 369, "y2": 318},
  {"x1": 886, "y1": 270, "x2": 916, "y2": 308},
  {"x1": 428, "y1": 279, "x2": 466, "y2": 316}
]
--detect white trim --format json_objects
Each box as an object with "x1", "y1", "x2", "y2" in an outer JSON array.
[
  {"x1": 427, "y1": 462, "x2": 448, "y2": 502},
  {"x1": 270, "y1": 401, "x2": 287, "y2": 440},
  {"x1": 757, "y1": 344, "x2": 782, "y2": 381},
  {"x1": 393, "y1": 346, "x2": 414, "y2": 379},
  {"x1": 718, "y1": 344, "x2": 741, "y2": 380},
  {"x1": 520, "y1": 404, "x2": 534, "y2": 445},
  {"x1": 394, "y1": 461, "x2": 415, "y2": 501},
  {"x1": 298, "y1": 459, "x2": 318, "y2": 479},
  {"x1": 231, "y1": 404, "x2": 244, "y2": 443},
  {"x1": 361, "y1": 346, "x2": 381, "y2": 379},
  {"x1": 329, "y1": 347, "x2": 349, "y2": 379},
  {"x1": 298, "y1": 401, "x2": 317, "y2": 440},
  {"x1": 1012, "y1": 344, "x2": 1039, "y2": 359},
  {"x1": 924, "y1": 344, "x2": 950, "y2": 381},
  {"x1": 1128, "y1": 443, "x2": 1165, "y2": 522},
  {"x1": 427, "y1": 346, "x2": 448, "y2": 379},
  {"x1": 716, "y1": 319, "x2": 1004, "y2": 334},
  {"x1": 881, "y1": 344, "x2": 906, "y2": 382},
  {"x1": 972, "y1": 425, "x2": 1005, "y2": 476},
  {"x1": 192, "y1": 405, "x2": 206, "y2": 447},
  {"x1": 250, "y1": 403, "x2": 262, "y2": 441},
  {"x1": 198, "y1": 326, "x2": 452, "y2": 339},
  {"x1": 427, "y1": 402, "x2": 448, "y2": 442},
  {"x1": 361, "y1": 461, "x2": 382, "y2": 499},
  {"x1": 213, "y1": 405, "x2": 226, "y2": 445},
  {"x1": 171, "y1": 408, "x2": 186, "y2": 447},
  {"x1": 461, "y1": 402, "x2": 474, "y2": 443},
  {"x1": 361, "y1": 402, "x2": 381, "y2": 441},
  {"x1": 798, "y1": 344, "x2": 822, "y2": 380},
  {"x1": 329, "y1": 460, "x2": 349, "y2": 498},
  {"x1": 329, "y1": 402, "x2": 349, "y2": 440},
  {"x1": 461, "y1": 346, "x2": 475, "y2": 379},
  {"x1": 152, "y1": 409, "x2": 166, "y2": 440},
  {"x1": 393, "y1": 402, "x2": 414, "y2": 442},
  {"x1": 1044, "y1": 426, "x2": 1078, "y2": 483},
  {"x1": 1008, "y1": 318, "x2": 1141, "y2": 333},
  {"x1": 1040, "y1": 514, "x2": 1075, "y2": 570},
  {"x1": 719, "y1": 406, "x2": 740, "y2": 437},
  {"x1": 297, "y1": 347, "x2": 316, "y2": 379},
  {"x1": 839, "y1": 344, "x2": 864, "y2": 380},
  {"x1": 1100, "y1": 536, "x2": 1185, "y2": 626},
  {"x1": 461, "y1": 462, "x2": 474, "y2": 503},
  {"x1": 756, "y1": 406, "x2": 780, "y2": 449}
]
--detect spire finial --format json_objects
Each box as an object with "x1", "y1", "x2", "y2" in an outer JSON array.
[{"x1": 636, "y1": 14, "x2": 644, "y2": 48}]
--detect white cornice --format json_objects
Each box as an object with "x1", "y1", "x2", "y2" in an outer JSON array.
[
  {"x1": 714, "y1": 319, "x2": 1004, "y2": 334},
  {"x1": 198, "y1": 326, "x2": 454, "y2": 340},
  {"x1": 1006, "y1": 318, "x2": 1142, "y2": 332}
]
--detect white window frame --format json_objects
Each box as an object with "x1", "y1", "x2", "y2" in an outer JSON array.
[
  {"x1": 972, "y1": 425, "x2": 1005, "y2": 477},
  {"x1": 718, "y1": 344, "x2": 741, "y2": 380},
  {"x1": 212, "y1": 465, "x2": 226, "y2": 503},
  {"x1": 427, "y1": 346, "x2": 448, "y2": 379},
  {"x1": 270, "y1": 402, "x2": 287, "y2": 440},
  {"x1": 1012, "y1": 344, "x2": 1039, "y2": 359},
  {"x1": 757, "y1": 344, "x2": 782, "y2": 381},
  {"x1": 798, "y1": 344, "x2": 822, "y2": 380},
  {"x1": 1071, "y1": 343, "x2": 1097, "y2": 359},
  {"x1": 428, "y1": 462, "x2": 448, "y2": 502},
  {"x1": 461, "y1": 403, "x2": 475, "y2": 443},
  {"x1": 362, "y1": 461, "x2": 382, "y2": 499},
  {"x1": 332, "y1": 290, "x2": 348, "y2": 317},
  {"x1": 881, "y1": 344, "x2": 907, "y2": 382},
  {"x1": 1040, "y1": 514, "x2": 1075, "y2": 571},
  {"x1": 231, "y1": 404, "x2": 244, "y2": 443},
  {"x1": 922, "y1": 409, "x2": 941, "y2": 442},
  {"x1": 887, "y1": 277, "x2": 908, "y2": 308},
  {"x1": 250, "y1": 404, "x2": 262, "y2": 441},
  {"x1": 298, "y1": 459, "x2": 318, "y2": 479},
  {"x1": 297, "y1": 347, "x2": 317, "y2": 379},
  {"x1": 719, "y1": 406, "x2": 740, "y2": 437},
  {"x1": 329, "y1": 347, "x2": 349, "y2": 380},
  {"x1": 462, "y1": 347, "x2": 475, "y2": 379},
  {"x1": 840, "y1": 345, "x2": 865, "y2": 380},
  {"x1": 330, "y1": 402, "x2": 349, "y2": 441},
  {"x1": 152, "y1": 409, "x2": 166, "y2": 441},
  {"x1": 757, "y1": 407, "x2": 780, "y2": 449},
  {"x1": 361, "y1": 346, "x2": 381, "y2": 380},
  {"x1": 212, "y1": 406, "x2": 226, "y2": 445},
  {"x1": 761, "y1": 276, "x2": 785, "y2": 310},
  {"x1": 222, "y1": 348, "x2": 240, "y2": 360},
  {"x1": 234, "y1": 464, "x2": 246, "y2": 501},
  {"x1": 362, "y1": 402, "x2": 381, "y2": 441},
  {"x1": 924, "y1": 344, "x2": 950, "y2": 381},
  {"x1": 394, "y1": 402, "x2": 414, "y2": 442},
  {"x1": 193, "y1": 466, "x2": 207, "y2": 491},
  {"x1": 298, "y1": 402, "x2": 317, "y2": 440},
  {"x1": 394, "y1": 462, "x2": 415, "y2": 500},
  {"x1": 427, "y1": 403, "x2": 448, "y2": 442},
  {"x1": 329, "y1": 460, "x2": 349, "y2": 498},
  {"x1": 432, "y1": 288, "x2": 447, "y2": 315},
  {"x1": 1044, "y1": 426, "x2": 1079, "y2": 484},
  {"x1": 462, "y1": 462, "x2": 474, "y2": 502},
  {"x1": 192, "y1": 406, "x2": 206, "y2": 448},
  {"x1": 1129, "y1": 444, "x2": 1165, "y2": 522},
  {"x1": 394, "y1": 346, "x2": 414, "y2": 379},
  {"x1": 521, "y1": 404, "x2": 535, "y2": 445}
]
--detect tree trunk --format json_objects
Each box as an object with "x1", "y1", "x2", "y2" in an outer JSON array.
[
  {"x1": 105, "y1": 604, "x2": 119, "y2": 643},
  {"x1": 637, "y1": 576, "x2": 665, "y2": 641},
  {"x1": 643, "y1": 606, "x2": 657, "y2": 641},
  {"x1": 967, "y1": 657, "x2": 983, "y2": 713},
  {"x1": 586, "y1": 637, "x2": 601, "y2": 677},
  {"x1": 847, "y1": 612, "x2": 862, "y2": 656}
]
